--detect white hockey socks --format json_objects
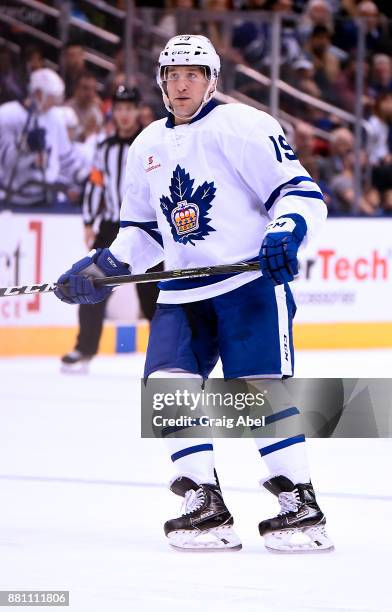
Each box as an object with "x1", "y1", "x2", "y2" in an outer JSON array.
[{"x1": 148, "y1": 369, "x2": 217, "y2": 485}]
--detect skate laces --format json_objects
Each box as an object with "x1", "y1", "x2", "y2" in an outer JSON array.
[
  {"x1": 278, "y1": 489, "x2": 301, "y2": 515},
  {"x1": 181, "y1": 487, "x2": 206, "y2": 516}
]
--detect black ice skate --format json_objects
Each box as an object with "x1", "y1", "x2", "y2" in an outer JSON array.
[
  {"x1": 258, "y1": 475, "x2": 334, "y2": 553},
  {"x1": 60, "y1": 350, "x2": 92, "y2": 374},
  {"x1": 165, "y1": 476, "x2": 242, "y2": 551}
]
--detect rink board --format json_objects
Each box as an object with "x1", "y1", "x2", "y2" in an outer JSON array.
[
  {"x1": 0, "y1": 322, "x2": 149, "y2": 356},
  {"x1": 1, "y1": 212, "x2": 391, "y2": 355},
  {"x1": 1, "y1": 320, "x2": 392, "y2": 356}
]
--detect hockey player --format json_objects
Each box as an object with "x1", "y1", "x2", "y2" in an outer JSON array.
[
  {"x1": 54, "y1": 35, "x2": 334, "y2": 553},
  {"x1": 0, "y1": 68, "x2": 86, "y2": 208},
  {"x1": 61, "y1": 85, "x2": 160, "y2": 372}
]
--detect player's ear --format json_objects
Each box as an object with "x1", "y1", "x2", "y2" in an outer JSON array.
[{"x1": 208, "y1": 82, "x2": 217, "y2": 96}]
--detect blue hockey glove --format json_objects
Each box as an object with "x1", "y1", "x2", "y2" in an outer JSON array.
[
  {"x1": 259, "y1": 214, "x2": 307, "y2": 285},
  {"x1": 27, "y1": 126, "x2": 46, "y2": 153},
  {"x1": 54, "y1": 248, "x2": 131, "y2": 305}
]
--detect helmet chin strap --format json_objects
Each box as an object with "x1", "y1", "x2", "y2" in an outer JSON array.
[{"x1": 161, "y1": 79, "x2": 217, "y2": 123}]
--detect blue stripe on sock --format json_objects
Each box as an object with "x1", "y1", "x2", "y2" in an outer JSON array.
[
  {"x1": 162, "y1": 418, "x2": 204, "y2": 437},
  {"x1": 251, "y1": 406, "x2": 299, "y2": 430},
  {"x1": 171, "y1": 443, "x2": 213, "y2": 462},
  {"x1": 259, "y1": 434, "x2": 305, "y2": 457},
  {"x1": 265, "y1": 406, "x2": 300, "y2": 425}
]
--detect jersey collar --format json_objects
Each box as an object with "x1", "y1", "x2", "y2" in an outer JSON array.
[{"x1": 165, "y1": 99, "x2": 218, "y2": 129}]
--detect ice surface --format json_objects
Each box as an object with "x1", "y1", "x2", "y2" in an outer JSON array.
[{"x1": 0, "y1": 350, "x2": 391, "y2": 612}]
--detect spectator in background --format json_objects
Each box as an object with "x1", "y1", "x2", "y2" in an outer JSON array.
[
  {"x1": 233, "y1": 0, "x2": 301, "y2": 70},
  {"x1": 66, "y1": 72, "x2": 104, "y2": 143},
  {"x1": 0, "y1": 69, "x2": 86, "y2": 208},
  {"x1": 368, "y1": 93, "x2": 392, "y2": 165},
  {"x1": 334, "y1": 1, "x2": 392, "y2": 55},
  {"x1": 153, "y1": 0, "x2": 196, "y2": 54},
  {"x1": 291, "y1": 57, "x2": 321, "y2": 98},
  {"x1": 62, "y1": 42, "x2": 86, "y2": 98},
  {"x1": 319, "y1": 126, "x2": 353, "y2": 185},
  {"x1": 330, "y1": 149, "x2": 380, "y2": 215},
  {"x1": 332, "y1": 0, "x2": 360, "y2": 52},
  {"x1": 265, "y1": 0, "x2": 302, "y2": 71},
  {"x1": 334, "y1": 56, "x2": 372, "y2": 113},
  {"x1": 204, "y1": 0, "x2": 243, "y2": 64},
  {"x1": 299, "y1": 0, "x2": 334, "y2": 44},
  {"x1": 102, "y1": 44, "x2": 128, "y2": 99},
  {"x1": 368, "y1": 93, "x2": 392, "y2": 212},
  {"x1": 23, "y1": 45, "x2": 46, "y2": 75},
  {"x1": 305, "y1": 25, "x2": 340, "y2": 102},
  {"x1": 357, "y1": 1, "x2": 392, "y2": 55},
  {"x1": 293, "y1": 121, "x2": 321, "y2": 177},
  {"x1": 293, "y1": 121, "x2": 332, "y2": 205},
  {"x1": 0, "y1": 45, "x2": 24, "y2": 104},
  {"x1": 58, "y1": 105, "x2": 98, "y2": 168},
  {"x1": 101, "y1": 71, "x2": 128, "y2": 135},
  {"x1": 139, "y1": 103, "x2": 157, "y2": 128},
  {"x1": 16, "y1": 46, "x2": 47, "y2": 99},
  {"x1": 286, "y1": 58, "x2": 323, "y2": 121},
  {"x1": 369, "y1": 54, "x2": 392, "y2": 98}
]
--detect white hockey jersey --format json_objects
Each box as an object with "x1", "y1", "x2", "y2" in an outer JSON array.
[
  {"x1": 110, "y1": 101, "x2": 327, "y2": 304},
  {"x1": 0, "y1": 101, "x2": 87, "y2": 206}
]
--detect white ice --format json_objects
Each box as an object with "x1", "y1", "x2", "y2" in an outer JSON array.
[{"x1": 0, "y1": 350, "x2": 391, "y2": 612}]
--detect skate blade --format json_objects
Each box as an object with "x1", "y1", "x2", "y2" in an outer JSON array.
[
  {"x1": 60, "y1": 362, "x2": 90, "y2": 375},
  {"x1": 168, "y1": 525, "x2": 242, "y2": 552},
  {"x1": 264, "y1": 524, "x2": 335, "y2": 554}
]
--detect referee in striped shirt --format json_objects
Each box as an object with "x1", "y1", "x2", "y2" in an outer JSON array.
[{"x1": 61, "y1": 85, "x2": 159, "y2": 371}]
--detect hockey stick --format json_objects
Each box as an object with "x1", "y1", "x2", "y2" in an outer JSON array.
[{"x1": 0, "y1": 262, "x2": 261, "y2": 298}]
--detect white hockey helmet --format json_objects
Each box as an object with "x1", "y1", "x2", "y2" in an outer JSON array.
[
  {"x1": 29, "y1": 68, "x2": 65, "y2": 107},
  {"x1": 157, "y1": 35, "x2": 221, "y2": 119}
]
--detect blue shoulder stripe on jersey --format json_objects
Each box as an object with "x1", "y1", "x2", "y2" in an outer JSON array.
[
  {"x1": 282, "y1": 189, "x2": 324, "y2": 202},
  {"x1": 158, "y1": 256, "x2": 259, "y2": 291},
  {"x1": 120, "y1": 220, "x2": 163, "y2": 247},
  {"x1": 264, "y1": 176, "x2": 315, "y2": 211},
  {"x1": 165, "y1": 99, "x2": 218, "y2": 129}
]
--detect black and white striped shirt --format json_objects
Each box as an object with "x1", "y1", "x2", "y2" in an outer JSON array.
[{"x1": 83, "y1": 131, "x2": 141, "y2": 225}]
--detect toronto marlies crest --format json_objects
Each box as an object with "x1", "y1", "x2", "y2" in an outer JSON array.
[{"x1": 160, "y1": 165, "x2": 216, "y2": 245}]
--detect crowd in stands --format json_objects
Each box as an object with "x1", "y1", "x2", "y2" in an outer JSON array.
[{"x1": 0, "y1": 0, "x2": 391, "y2": 216}]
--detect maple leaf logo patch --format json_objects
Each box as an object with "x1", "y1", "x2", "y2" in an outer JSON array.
[{"x1": 160, "y1": 165, "x2": 216, "y2": 245}]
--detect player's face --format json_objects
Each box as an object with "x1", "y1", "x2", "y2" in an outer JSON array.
[
  {"x1": 113, "y1": 101, "x2": 139, "y2": 136},
  {"x1": 165, "y1": 66, "x2": 211, "y2": 123},
  {"x1": 32, "y1": 89, "x2": 56, "y2": 113}
]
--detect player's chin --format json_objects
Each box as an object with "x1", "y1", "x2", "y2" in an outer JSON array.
[{"x1": 173, "y1": 101, "x2": 194, "y2": 115}]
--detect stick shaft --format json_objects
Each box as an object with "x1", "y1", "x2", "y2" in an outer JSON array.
[{"x1": 0, "y1": 262, "x2": 260, "y2": 297}]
